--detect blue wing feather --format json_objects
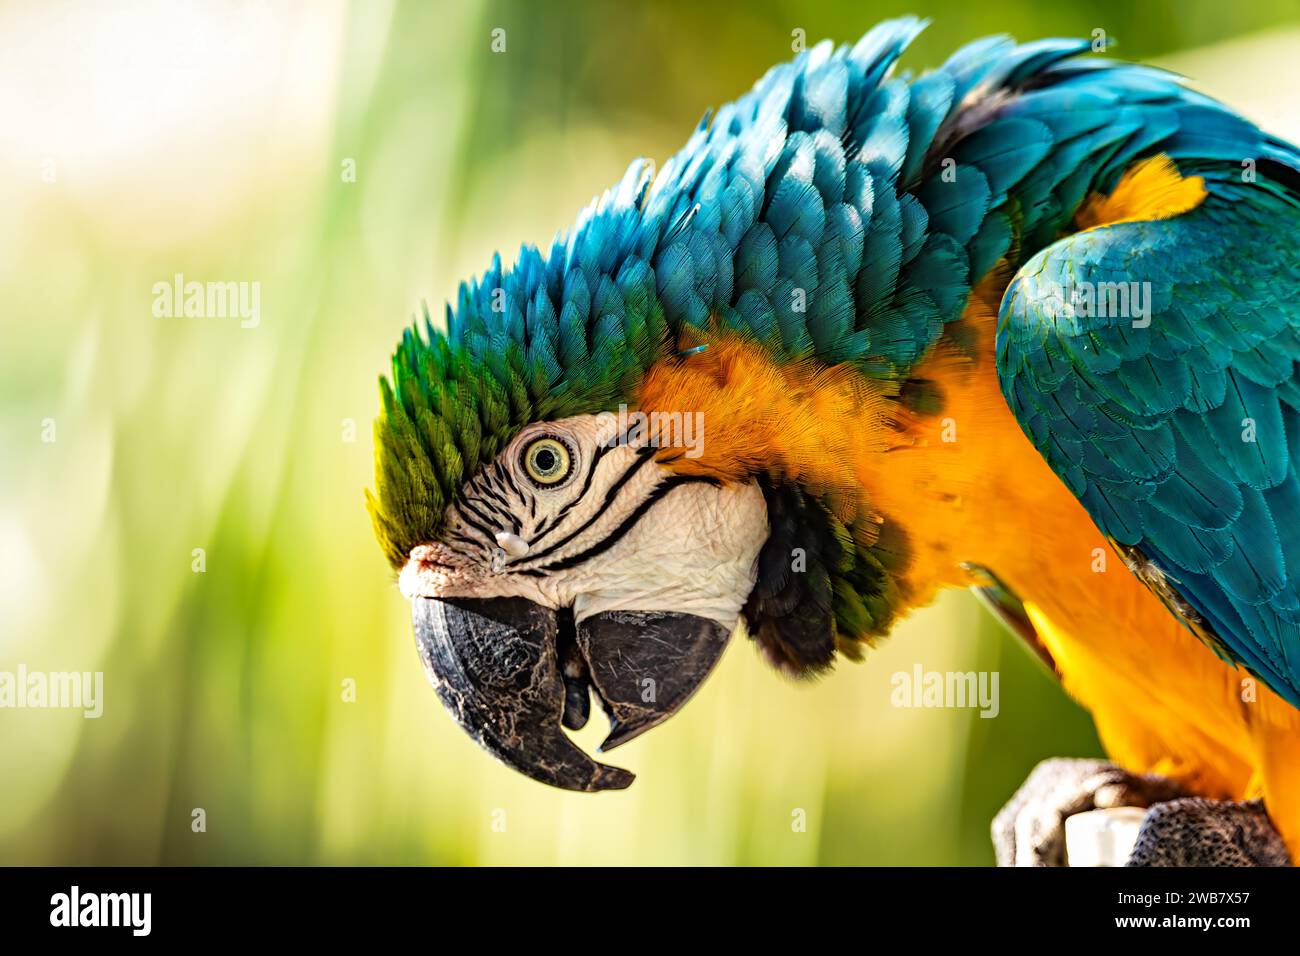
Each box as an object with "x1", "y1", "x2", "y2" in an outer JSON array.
[{"x1": 998, "y1": 183, "x2": 1300, "y2": 706}]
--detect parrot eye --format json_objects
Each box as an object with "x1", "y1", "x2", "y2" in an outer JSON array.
[{"x1": 520, "y1": 436, "x2": 574, "y2": 487}]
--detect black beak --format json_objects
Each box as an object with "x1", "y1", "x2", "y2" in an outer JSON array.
[
  {"x1": 577, "y1": 610, "x2": 731, "y2": 752},
  {"x1": 412, "y1": 596, "x2": 731, "y2": 792}
]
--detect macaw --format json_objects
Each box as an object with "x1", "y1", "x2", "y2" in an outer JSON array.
[{"x1": 368, "y1": 18, "x2": 1300, "y2": 865}]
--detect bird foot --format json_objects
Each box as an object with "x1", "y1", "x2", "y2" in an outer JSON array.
[
  {"x1": 992, "y1": 758, "x2": 1290, "y2": 866},
  {"x1": 1126, "y1": 797, "x2": 1290, "y2": 866}
]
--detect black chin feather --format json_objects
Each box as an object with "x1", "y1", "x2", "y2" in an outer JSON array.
[{"x1": 741, "y1": 479, "x2": 839, "y2": 675}]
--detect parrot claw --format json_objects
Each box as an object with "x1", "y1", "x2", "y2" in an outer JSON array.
[
  {"x1": 994, "y1": 758, "x2": 1291, "y2": 866},
  {"x1": 992, "y1": 758, "x2": 1189, "y2": 866},
  {"x1": 1126, "y1": 798, "x2": 1290, "y2": 867}
]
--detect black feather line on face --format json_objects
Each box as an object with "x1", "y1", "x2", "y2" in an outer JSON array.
[
  {"x1": 515, "y1": 444, "x2": 658, "y2": 567},
  {"x1": 447, "y1": 531, "x2": 485, "y2": 552},
  {"x1": 530, "y1": 475, "x2": 719, "y2": 574},
  {"x1": 462, "y1": 495, "x2": 515, "y2": 536},
  {"x1": 477, "y1": 480, "x2": 513, "y2": 515},
  {"x1": 479, "y1": 466, "x2": 503, "y2": 500},
  {"x1": 454, "y1": 507, "x2": 499, "y2": 550},
  {"x1": 499, "y1": 461, "x2": 527, "y2": 504}
]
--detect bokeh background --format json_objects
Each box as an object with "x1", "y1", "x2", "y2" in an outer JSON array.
[{"x1": 3, "y1": 0, "x2": 1300, "y2": 865}]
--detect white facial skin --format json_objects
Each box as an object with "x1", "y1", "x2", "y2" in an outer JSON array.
[{"x1": 399, "y1": 414, "x2": 768, "y2": 628}]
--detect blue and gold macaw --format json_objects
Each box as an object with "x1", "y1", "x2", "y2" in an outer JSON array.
[{"x1": 369, "y1": 19, "x2": 1300, "y2": 864}]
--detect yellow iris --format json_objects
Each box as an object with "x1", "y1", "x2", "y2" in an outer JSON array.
[{"x1": 522, "y1": 437, "x2": 572, "y2": 486}]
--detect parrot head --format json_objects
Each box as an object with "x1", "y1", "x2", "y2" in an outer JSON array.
[
  {"x1": 388, "y1": 402, "x2": 769, "y2": 791},
  {"x1": 366, "y1": 291, "x2": 904, "y2": 790},
  {"x1": 367, "y1": 279, "x2": 911, "y2": 791},
  {"x1": 367, "y1": 18, "x2": 997, "y2": 790}
]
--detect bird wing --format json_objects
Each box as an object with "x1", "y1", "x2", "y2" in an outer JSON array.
[{"x1": 996, "y1": 172, "x2": 1300, "y2": 707}]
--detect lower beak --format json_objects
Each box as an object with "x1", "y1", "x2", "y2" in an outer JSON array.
[
  {"x1": 577, "y1": 609, "x2": 732, "y2": 752},
  {"x1": 412, "y1": 596, "x2": 731, "y2": 792}
]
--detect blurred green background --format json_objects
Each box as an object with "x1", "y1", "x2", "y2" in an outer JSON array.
[{"x1": 3, "y1": 0, "x2": 1299, "y2": 865}]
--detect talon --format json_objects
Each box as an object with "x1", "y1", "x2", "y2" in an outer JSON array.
[
  {"x1": 1127, "y1": 798, "x2": 1291, "y2": 867},
  {"x1": 993, "y1": 758, "x2": 1188, "y2": 867}
]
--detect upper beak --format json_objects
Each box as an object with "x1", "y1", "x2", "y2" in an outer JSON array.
[{"x1": 412, "y1": 596, "x2": 731, "y2": 792}]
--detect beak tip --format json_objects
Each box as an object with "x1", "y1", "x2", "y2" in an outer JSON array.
[
  {"x1": 594, "y1": 766, "x2": 636, "y2": 790},
  {"x1": 597, "y1": 719, "x2": 650, "y2": 753}
]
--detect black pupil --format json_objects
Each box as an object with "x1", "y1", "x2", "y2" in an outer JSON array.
[{"x1": 535, "y1": 448, "x2": 557, "y2": 473}]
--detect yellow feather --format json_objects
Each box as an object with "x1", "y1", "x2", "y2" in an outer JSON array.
[{"x1": 1074, "y1": 153, "x2": 1207, "y2": 231}]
